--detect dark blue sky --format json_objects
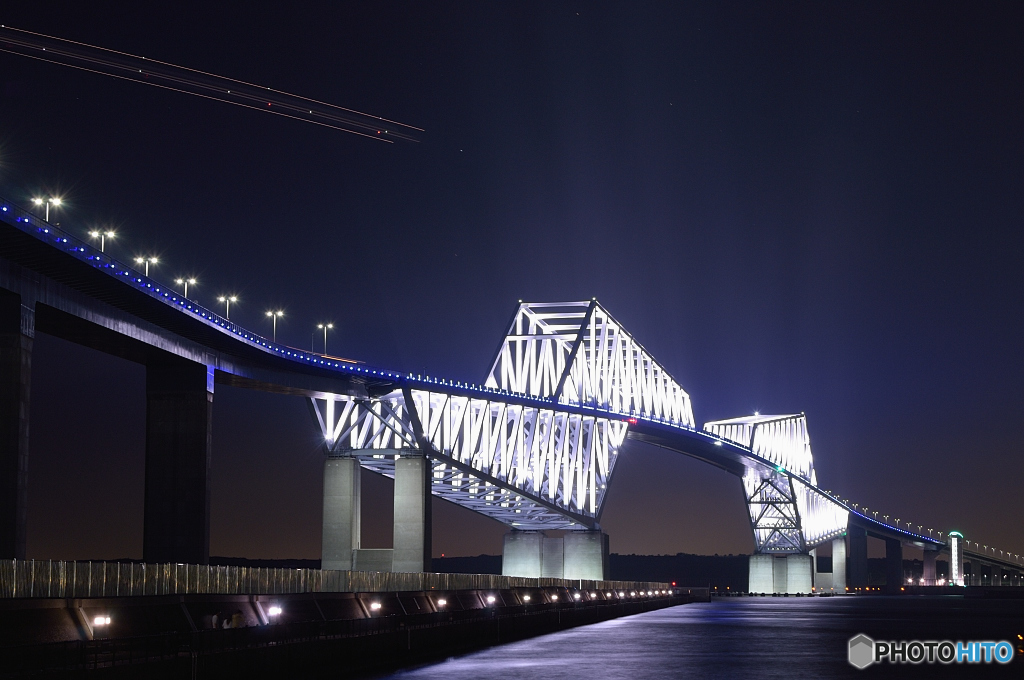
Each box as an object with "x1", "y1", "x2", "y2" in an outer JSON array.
[{"x1": 2, "y1": 2, "x2": 1021, "y2": 561}]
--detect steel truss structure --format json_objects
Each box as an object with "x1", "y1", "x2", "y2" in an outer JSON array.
[
  {"x1": 8, "y1": 183, "x2": 1010, "y2": 567},
  {"x1": 484, "y1": 301, "x2": 694, "y2": 426},
  {"x1": 705, "y1": 414, "x2": 848, "y2": 552},
  {"x1": 308, "y1": 301, "x2": 853, "y2": 550},
  {"x1": 309, "y1": 388, "x2": 627, "y2": 529}
]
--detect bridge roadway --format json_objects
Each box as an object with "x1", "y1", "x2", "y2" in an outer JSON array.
[{"x1": 0, "y1": 196, "x2": 1021, "y2": 593}]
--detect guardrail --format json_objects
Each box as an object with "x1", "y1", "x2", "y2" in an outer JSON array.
[{"x1": 0, "y1": 559, "x2": 669, "y2": 599}]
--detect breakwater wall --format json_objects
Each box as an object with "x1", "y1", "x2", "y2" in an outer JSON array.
[{"x1": 0, "y1": 560, "x2": 703, "y2": 678}]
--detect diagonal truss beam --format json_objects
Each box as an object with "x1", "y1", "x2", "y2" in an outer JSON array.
[{"x1": 742, "y1": 467, "x2": 806, "y2": 553}]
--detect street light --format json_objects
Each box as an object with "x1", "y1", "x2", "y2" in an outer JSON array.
[
  {"x1": 134, "y1": 256, "x2": 158, "y2": 276},
  {"x1": 265, "y1": 310, "x2": 283, "y2": 342},
  {"x1": 175, "y1": 277, "x2": 197, "y2": 299},
  {"x1": 88, "y1": 230, "x2": 116, "y2": 252},
  {"x1": 218, "y1": 295, "x2": 237, "y2": 319},
  {"x1": 32, "y1": 196, "x2": 62, "y2": 222},
  {"x1": 317, "y1": 322, "x2": 333, "y2": 354}
]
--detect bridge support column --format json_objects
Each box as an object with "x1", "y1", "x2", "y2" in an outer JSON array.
[
  {"x1": 541, "y1": 536, "x2": 563, "y2": 577},
  {"x1": 885, "y1": 538, "x2": 903, "y2": 593},
  {"x1": 848, "y1": 525, "x2": 868, "y2": 589},
  {"x1": 811, "y1": 549, "x2": 833, "y2": 591},
  {"x1": 392, "y1": 454, "x2": 431, "y2": 573},
  {"x1": 748, "y1": 554, "x2": 774, "y2": 593},
  {"x1": 923, "y1": 548, "x2": 937, "y2": 586},
  {"x1": 503, "y1": 529, "x2": 607, "y2": 579},
  {"x1": 143, "y1": 359, "x2": 213, "y2": 565},
  {"x1": 0, "y1": 293, "x2": 32, "y2": 560},
  {"x1": 322, "y1": 456, "x2": 361, "y2": 570},
  {"x1": 967, "y1": 560, "x2": 980, "y2": 586},
  {"x1": 786, "y1": 554, "x2": 813, "y2": 594},
  {"x1": 832, "y1": 537, "x2": 847, "y2": 592},
  {"x1": 502, "y1": 530, "x2": 544, "y2": 578},
  {"x1": 772, "y1": 556, "x2": 788, "y2": 593},
  {"x1": 563, "y1": 530, "x2": 608, "y2": 580}
]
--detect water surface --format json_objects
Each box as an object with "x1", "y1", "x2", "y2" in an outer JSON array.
[{"x1": 378, "y1": 597, "x2": 1024, "y2": 679}]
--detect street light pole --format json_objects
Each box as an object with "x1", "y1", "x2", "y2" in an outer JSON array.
[
  {"x1": 89, "y1": 230, "x2": 116, "y2": 252},
  {"x1": 265, "y1": 310, "x2": 283, "y2": 342},
  {"x1": 175, "y1": 277, "x2": 197, "y2": 299},
  {"x1": 218, "y1": 295, "x2": 237, "y2": 319},
  {"x1": 134, "y1": 256, "x2": 158, "y2": 276},
  {"x1": 32, "y1": 196, "x2": 62, "y2": 222},
  {"x1": 317, "y1": 323, "x2": 334, "y2": 354}
]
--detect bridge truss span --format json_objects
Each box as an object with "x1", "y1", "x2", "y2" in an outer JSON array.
[
  {"x1": 707, "y1": 414, "x2": 847, "y2": 553},
  {"x1": 705, "y1": 414, "x2": 815, "y2": 483},
  {"x1": 485, "y1": 301, "x2": 695, "y2": 427},
  {"x1": 309, "y1": 388, "x2": 628, "y2": 530}
]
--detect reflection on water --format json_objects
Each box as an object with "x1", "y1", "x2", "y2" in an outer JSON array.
[{"x1": 377, "y1": 597, "x2": 1023, "y2": 679}]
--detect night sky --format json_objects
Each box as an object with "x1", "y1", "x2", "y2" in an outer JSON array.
[{"x1": 1, "y1": 2, "x2": 1021, "y2": 563}]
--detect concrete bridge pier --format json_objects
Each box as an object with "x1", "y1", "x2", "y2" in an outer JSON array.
[
  {"x1": 884, "y1": 538, "x2": 903, "y2": 593},
  {"x1": 969, "y1": 561, "x2": 984, "y2": 586},
  {"x1": 502, "y1": 530, "x2": 544, "y2": 577},
  {"x1": 847, "y1": 525, "x2": 869, "y2": 589},
  {"x1": 923, "y1": 547, "x2": 938, "y2": 585},
  {"x1": 810, "y1": 548, "x2": 830, "y2": 590},
  {"x1": 502, "y1": 529, "x2": 608, "y2": 579},
  {"x1": 563, "y1": 530, "x2": 609, "y2": 580},
  {"x1": 321, "y1": 451, "x2": 431, "y2": 573},
  {"x1": 748, "y1": 554, "x2": 773, "y2": 593},
  {"x1": 321, "y1": 456, "x2": 361, "y2": 570},
  {"x1": 392, "y1": 454, "x2": 431, "y2": 573},
  {"x1": 0, "y1": 292, "x2": 32, "y2": 560},
  {"x1": 832, "y1": 537, "x2": 847, "y2": 592},
  {"x1": 785, "y1": 554, "x2": 813, "y2": 593},
  {"x1": 747, "y1": 554, "x2": 811, "y2": 594},
  {"x1": 142, "y1": 358, "x2": 214, "y2": 565}
]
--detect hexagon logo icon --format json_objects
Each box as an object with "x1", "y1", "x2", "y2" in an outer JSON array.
[{"x1": 848, "y1": 634, "x2": 875, "y2": 669}]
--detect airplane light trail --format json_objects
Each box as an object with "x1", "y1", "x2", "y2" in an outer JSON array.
[{"x1": 0, "y1": 25, "x2": 421, "y2": 143}]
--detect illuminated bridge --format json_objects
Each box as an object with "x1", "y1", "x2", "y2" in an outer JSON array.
[{"x1": 0, "y1": 197, "x2": 1020, "y2": 594}]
